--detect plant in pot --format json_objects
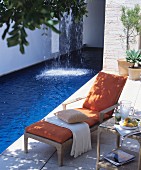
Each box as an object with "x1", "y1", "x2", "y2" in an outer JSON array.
[
  {"x1": 126, "y1": 49, "x2": 141, "y2": 80},
  {"x1": 118, "y1": 4, "x2": 141, "y2": 76}
]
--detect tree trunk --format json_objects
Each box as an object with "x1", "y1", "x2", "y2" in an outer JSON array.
[{"x1": 126, "y1": 28, "x2": 129, "y2": 50}]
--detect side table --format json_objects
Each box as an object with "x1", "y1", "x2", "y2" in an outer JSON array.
[{"x1": 96, "y1": 117, "x2": 141, "y2": 170}]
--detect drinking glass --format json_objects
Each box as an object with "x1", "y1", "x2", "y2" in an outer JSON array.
[
  {"x1": 115, "y1": 112, "x2": 121, "y2": 124},
  {"x1": 120, "y1": 100, "x2": 134, "y2": 122}
]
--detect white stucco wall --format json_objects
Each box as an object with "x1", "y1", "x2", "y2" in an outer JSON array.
[
  {"x1": 103, "y1": 0, "x2": 141, "y2": 72},
  {"x1": 83, "y1": 0, "x2": 105, "y2": 48},
  {"x1": 0, "y1": 15, "x2": 82, "y2": 76},
  {"x1": 0, "y1": 26, "x2": 52, "y2": 76}
]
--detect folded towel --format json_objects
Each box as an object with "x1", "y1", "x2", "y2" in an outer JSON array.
[{"x1": 44, "y1": 116, "x2": 92, "y2": 158}]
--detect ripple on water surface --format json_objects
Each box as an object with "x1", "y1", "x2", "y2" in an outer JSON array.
[
  {"x1": 36, "y1": 68, "x2": 92, "y2": 79},
  {"x1": 0, "y1": 67, "x2": 97, "y2": 154}
]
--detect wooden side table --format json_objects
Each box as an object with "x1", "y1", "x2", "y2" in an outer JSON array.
[{"x1": 96, "y1": 117, "x2": 141, "y2": 170}]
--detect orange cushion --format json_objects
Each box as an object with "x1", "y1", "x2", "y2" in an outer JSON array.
[
  {"x1": 83, "y1": 71, "x2": 127, "y2": 113},
  {"x1": 75, "y1": 108, "x2": 111, "y2": 127},
  {"x1": 25, "y1": 109, "x2": 111, "y2": 144},
  {"x1": 25, "y1": 120, "x2": 72, "y2": 144}
]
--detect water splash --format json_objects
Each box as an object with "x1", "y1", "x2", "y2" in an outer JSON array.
[
  {"x1": 64, "y1": 10, "x2": 72, "y2": 38},
  {"x1": 36, "y1": 68, "x2": 91, "y2": 79}
]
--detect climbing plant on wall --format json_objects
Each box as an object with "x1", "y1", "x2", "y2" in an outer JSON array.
[{"x1": 0, "y1": 0, "x2": 88, "y2": 53}]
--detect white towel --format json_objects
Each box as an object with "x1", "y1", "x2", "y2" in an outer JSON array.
[{"x1": 44, "y1": 116, "x2": 92, "y2": 158}]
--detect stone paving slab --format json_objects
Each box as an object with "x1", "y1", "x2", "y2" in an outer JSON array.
[
  {"x1": 2, "y1": 136, "x2": 56, "y2": 163},
  {"x1": 119, "y1": 79, "x2": 141, "y2": 107},
  {"x1": 134, "y1": 84, "x2": 141, "y2": 111},
  {"x1": 0, "y1": 155, "x2": 44, "y2": 170},
  {"x1": 45, "y1": 143, "x2": 114, "y2": 170}
]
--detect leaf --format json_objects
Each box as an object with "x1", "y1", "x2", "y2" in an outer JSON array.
[
  {"x1": 47, "y1": 20, "x2": 59, "y2": 26},
  {"x1": 20, "y1": 44, "x2": 25, "y2": 54},
  {"x1": 9, "y1": 28, "x2": 20, "y2": 36},
  {"x1": 126, "y1": 49, "x2": 141, "y2": 64},
  {"x1": 46, "y1": 23, "x2": 61, "y2": 34},
  {"x1": 7, "y1": 33, "x2": 19, "y2": 42},
  {"x1": 27, "y1": 24, "x2": 36, "y2": 30},
  {"x1": 21, "y1": 27, "x2": 27, "y2": 37},
  {"x1": 22, "y1": 37, "x2": 29, "y2": 46},
  {"x1": 7, "y1": 39, "x2": 19, "y2": 47},
  {"x1": 7, "y1": 35, "x2": 19, "y2": 48},
  {"x1": 7, "y1": 33, "x2": 19, "y2": 47},
  {"x1": 2, "y1": 22, "x2": 10, "y2": 39}
]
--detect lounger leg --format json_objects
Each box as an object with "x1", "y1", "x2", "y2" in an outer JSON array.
[
  {"x1": 96, "y1": 127, "x2": 102, "y2": 170},
  {"x1": 57, "y1": 145, "x2": 64, "y2": 166},
  {"x1": 24, "y1": 133, "x2": 28, "y2": 153},
  {"x1": 116, "y1": 133, "x2": 120, "y2": 148}
]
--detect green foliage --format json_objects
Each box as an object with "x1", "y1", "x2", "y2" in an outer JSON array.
[
  {"x1": 120, "y1": 4, "x2": 141, "y2": 50},
  {"x1": 0, "y1": 0, "x2": 88, "y2": 54},
  {"x1": 126, "y1": 49, "x2": 141, "y2": 67}
]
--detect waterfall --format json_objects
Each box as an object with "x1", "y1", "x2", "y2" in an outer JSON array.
[
  {"x1": 40, "y1": 9, "x2": 84, "y2": 76},
  {"x1": 64, "y1": 10, "x2": 72, "y2": 66}
]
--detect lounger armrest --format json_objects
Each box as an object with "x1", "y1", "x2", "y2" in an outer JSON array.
[
  {"x1": 99, "y1": 103, "x2": 119, "y2": 123},
  {"x1": 62, "y1": 96, "x2": 86, "y2": 110}
]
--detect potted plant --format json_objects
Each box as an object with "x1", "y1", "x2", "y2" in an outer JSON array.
[
  {"x1": 126, "y1": 49, "x2": 141, "y2": 80},
  {"x1": 117, "y1": 4, "x2": 141, "y2": 76}
]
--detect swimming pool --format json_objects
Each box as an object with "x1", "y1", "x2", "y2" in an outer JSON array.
[{"x1": 0, "y1": 50, "x2": 102, "y2": 153}]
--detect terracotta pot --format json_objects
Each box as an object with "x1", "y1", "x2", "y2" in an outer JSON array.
[
  {"x1": 117, "y1": 58, "x2": 133, "y2": 76},
  {"x1": 128, "y1": 67, "x2": 141, "y2": 80}
]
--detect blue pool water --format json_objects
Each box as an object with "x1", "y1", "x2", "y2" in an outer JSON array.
[{"x1": 0, "y1": 50, "x2": 102, "y2": 153}]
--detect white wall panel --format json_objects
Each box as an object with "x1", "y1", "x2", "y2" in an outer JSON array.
[
  {"x1": 0, "y1": 27, "x2": 51, "y2": 76},
  {"x1": 83, "y1": 0, "x2": 105, "y2": 47}
]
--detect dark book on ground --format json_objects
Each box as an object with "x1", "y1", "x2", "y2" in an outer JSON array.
[{"x1": 104, "y1": 149, "x2": 135, "y2": 166}]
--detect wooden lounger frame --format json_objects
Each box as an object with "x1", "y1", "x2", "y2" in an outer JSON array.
[{"x1": 24, "y1": 99, "x2": 118, "y2": 166}]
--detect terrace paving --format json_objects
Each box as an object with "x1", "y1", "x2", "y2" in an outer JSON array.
[{"x1": 0, "y1": 71, "x2": 141, "y2": 170}]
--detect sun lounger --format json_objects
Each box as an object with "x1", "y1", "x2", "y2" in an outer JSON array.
[{"x1": 24, "y1": 71, "x2": 127, "y2": 166}]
